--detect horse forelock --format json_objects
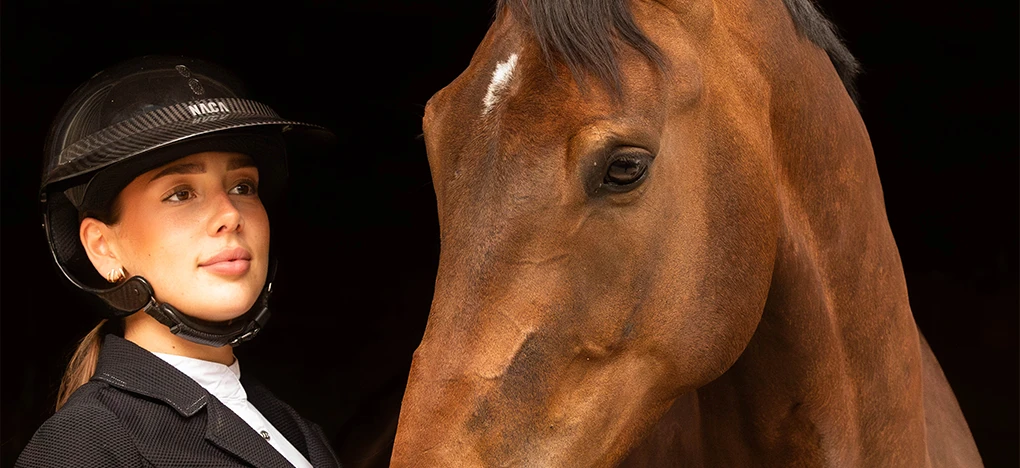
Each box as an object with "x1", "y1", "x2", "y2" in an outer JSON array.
[
  {"x1": 497, "y1": 0, "x2": 666, "y2": 98},
  {"x1": 497, "y1": 0, "x2": 859, "y2": 105}
]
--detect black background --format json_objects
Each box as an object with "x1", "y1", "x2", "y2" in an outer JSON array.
[{"x1": 1, "y1": 1, "x2": 1016, "y2": 467}]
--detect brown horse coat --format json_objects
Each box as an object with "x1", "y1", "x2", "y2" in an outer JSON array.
[{"x1": 392, "y1": 0, "x2": 984, "y2": 466}]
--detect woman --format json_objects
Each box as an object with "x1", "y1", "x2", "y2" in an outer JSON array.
[{"x1": 17, "y1": 56, "x2": 341, "y2": 467}]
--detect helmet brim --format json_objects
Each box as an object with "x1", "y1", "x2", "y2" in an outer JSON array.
[{"x1": 43, "y1": 110, "x2": 333, "y2": 190}]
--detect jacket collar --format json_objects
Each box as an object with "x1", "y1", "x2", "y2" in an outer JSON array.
[
  {"x1": 92, "y1": 335, "x2": 300, "y2": 468},
  {"x1": 92, "y1": 334, "x2": 209, "y2": 417}
]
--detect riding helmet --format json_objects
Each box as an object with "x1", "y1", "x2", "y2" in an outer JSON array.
[{"x1": 41, "y1": 55, "x2": 333, "y2": 346}]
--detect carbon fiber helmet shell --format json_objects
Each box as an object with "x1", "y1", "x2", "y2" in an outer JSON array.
[
  {"x1": 42, "y1": 56, "x2": 331, "y2": 188},
  {"x1": 41, "y1": 55, "x2": 332, "y2": 346}
]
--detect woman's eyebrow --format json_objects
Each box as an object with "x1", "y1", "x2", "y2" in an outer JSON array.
[
  {"x1": 149, "y1": 163, "x2": 205, "y2": 183},
  {"x1": 227, "y1": 156, "x2": 257, "y2": 171}
]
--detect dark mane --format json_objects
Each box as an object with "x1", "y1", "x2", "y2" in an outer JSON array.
[
  {"x1": 498, "y1": 0, "x2": 860, "y2": 103},
  {"x1": 781, "y1": 0, "x2": 861, "y2": 102}
]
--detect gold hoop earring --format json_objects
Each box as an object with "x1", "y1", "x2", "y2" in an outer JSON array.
[{"x1": 107, "y1": 267, "x2": 126, "y2": 283}]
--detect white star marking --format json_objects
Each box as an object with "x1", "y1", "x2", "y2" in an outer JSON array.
[{"x1": 482, "y1": 53, "x2": 520, "y2": 114}]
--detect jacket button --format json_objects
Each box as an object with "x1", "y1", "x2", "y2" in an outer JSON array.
[{"x1": 260, "y1": 430, "x2": 270, "y2": 441}]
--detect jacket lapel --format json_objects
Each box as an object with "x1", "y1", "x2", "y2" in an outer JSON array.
[
  {"x1": 204, "y1": 397, "x2": 295, "y2": 468},
  {"x1": 245, "y1": 379, "x2": 341, "y2": 467},
  {"x1": 303, "y1": 424, "x2": 343, "y2": 468}
]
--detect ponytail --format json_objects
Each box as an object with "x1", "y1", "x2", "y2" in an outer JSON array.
[{"x1": 56, "y1": 320, "x2": 110, "y2": 410}]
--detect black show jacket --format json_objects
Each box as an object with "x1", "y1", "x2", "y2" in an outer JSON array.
[{"x1": 16, "y1": 335, "x2": 341, "y2": 467}]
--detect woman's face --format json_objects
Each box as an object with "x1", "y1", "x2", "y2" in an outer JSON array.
[{"x1": 89, "y1": 151, "x2": 271, "y2": 322}]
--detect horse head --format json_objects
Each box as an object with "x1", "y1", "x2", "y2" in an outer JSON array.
[{"x1": 392, "y1": 0, "x2": 981, "y2": 466}]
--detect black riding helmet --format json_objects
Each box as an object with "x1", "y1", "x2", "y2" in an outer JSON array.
[{"x1": 41, "y1": 55, "x2": 333, "y2": 347}]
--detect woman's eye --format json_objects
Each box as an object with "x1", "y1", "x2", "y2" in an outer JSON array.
[
  {"x1": 164, "y1": 188, "x2": 195, "y2": 202},
  {"x1": 229, "y1": 181, "x2": 258, "y2": 196}
]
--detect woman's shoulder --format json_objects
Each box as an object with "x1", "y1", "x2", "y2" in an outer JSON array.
[
  {"x1": 37, "y1": 379, "x2": 125, "y2": 429},
  {"x1": 16, "y1": 382, "x2": 149, "y2": 467}
]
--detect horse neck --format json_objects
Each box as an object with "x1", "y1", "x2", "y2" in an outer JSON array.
[{"x1": 692, "y1": 31, "x2": 930, "y2": 466}]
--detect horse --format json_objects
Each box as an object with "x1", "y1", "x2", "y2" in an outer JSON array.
[{"x1": 390, "y1": 0, "x2": 984, "y2": 465}]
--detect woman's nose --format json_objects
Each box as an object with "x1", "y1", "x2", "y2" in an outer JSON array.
[{"x1": 209, "y1": 191, "x2": 244, "y2": 235}]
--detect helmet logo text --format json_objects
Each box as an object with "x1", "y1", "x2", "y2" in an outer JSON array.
[{"x1": 187, "y1": 101, "x2": 231, "y2": 116}]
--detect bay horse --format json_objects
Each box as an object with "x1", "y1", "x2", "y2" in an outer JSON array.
[{"x1": 392, "y1": 0, "x2": 983, "y2": 466}]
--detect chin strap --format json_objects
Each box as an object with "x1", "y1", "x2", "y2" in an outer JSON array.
[
  {"x1": 142, "y1": 280, "x2": 271, "y2": 347},
  {"x1": 136, "y1": 262, "x2": 275, "y2": 347},
  {"x1": 52, "y1": 250, "x2": 276, "y2": 347},
  {"x1": 95, "y1": 275, "x2": 273, "y2": 347}
]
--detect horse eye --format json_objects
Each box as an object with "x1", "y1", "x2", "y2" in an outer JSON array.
[{"x1": 603, "y1": 151, "x2": 652, "y2": 190}]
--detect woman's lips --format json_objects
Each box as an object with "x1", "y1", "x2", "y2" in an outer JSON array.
[{"x1": 199, "y1": 247, "x2": 252, "y2": 276}]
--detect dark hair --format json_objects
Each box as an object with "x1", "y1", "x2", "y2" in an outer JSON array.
[
  {"x1": 781, "y1": 0, "x2": 861, "y2": 103},
  {"x1": 79, "y1": 195, "x2": 122, "y2": 225},
  {"x1": 498, "y1": 0, "x2": 860, "y2": 104}
]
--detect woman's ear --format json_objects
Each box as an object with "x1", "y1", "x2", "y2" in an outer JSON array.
[{"x1": 80, "y1": 217, "x2": 123, "y2": 281}]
